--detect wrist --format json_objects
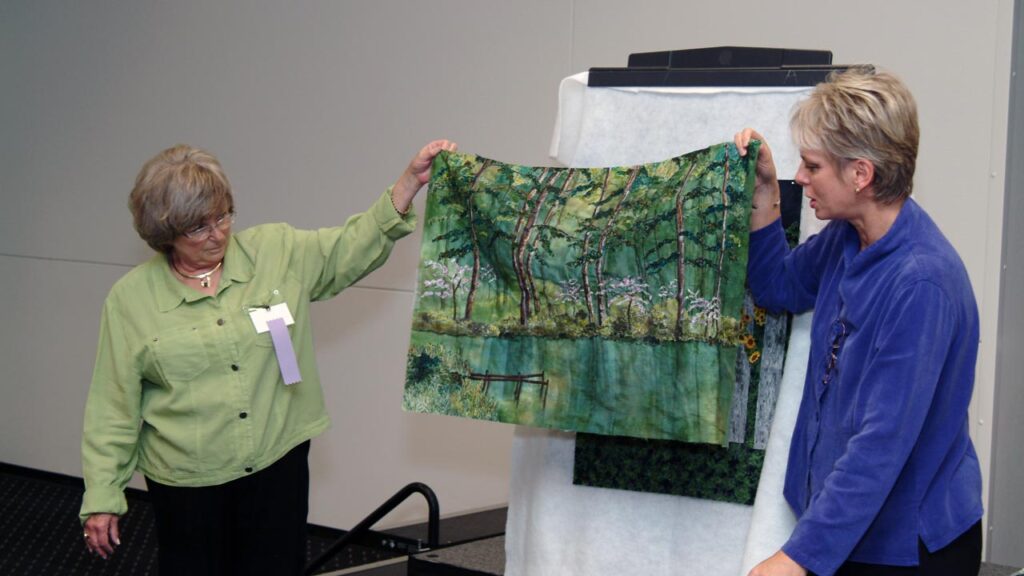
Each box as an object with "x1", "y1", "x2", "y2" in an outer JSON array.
[
  {"x1": 751, "y1": 180, "x2": 781, "y2": 210},
  {"x1": 750, "y1": 197, "x2": 781, "y2": 232},
  {"x1": 752, "y1": 199, "x2": 780, "y2": 210},
  {"x1": 389, "y1": 186, "x2": 410, "y2": 216}
]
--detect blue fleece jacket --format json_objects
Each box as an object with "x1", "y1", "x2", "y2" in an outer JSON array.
[{"x1": 747, "y1": 198, "x2": 983, "y2": 576}]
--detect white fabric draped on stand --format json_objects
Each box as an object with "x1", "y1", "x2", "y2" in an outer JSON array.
[{"x1": 504, "y1": 72, "x2": 826, "y2": 576}]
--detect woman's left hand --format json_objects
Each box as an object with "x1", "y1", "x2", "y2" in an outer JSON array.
[
  {"x1": 83, "y1": 513, "x2": 121, "y2": 559},
  {"x1": 391, "y1": 139, "x2": 458, "y2": 214},
  {"x1": 734, "y1": 128, "x2": 782, "y2": 232},
  {"x1": 747, "y1": 550, "x2": 807, "y2": 576}
]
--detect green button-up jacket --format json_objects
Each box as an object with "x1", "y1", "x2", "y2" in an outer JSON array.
[{"x1": 81, "y1": 190, "x2": 414, "y2": 522}]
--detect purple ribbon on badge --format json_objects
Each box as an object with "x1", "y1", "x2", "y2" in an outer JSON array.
[{"x1": 267, "y1": 317, "x2": 302, "y2": 385}]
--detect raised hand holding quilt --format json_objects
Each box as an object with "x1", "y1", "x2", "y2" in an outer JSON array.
[{"x1": 403, "y1": 143, "x2": 759, "y2": 444}]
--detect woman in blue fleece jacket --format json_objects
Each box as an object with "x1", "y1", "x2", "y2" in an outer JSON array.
[{"x1": 736, "y1": 68, "x2": 983, "y2": 576}]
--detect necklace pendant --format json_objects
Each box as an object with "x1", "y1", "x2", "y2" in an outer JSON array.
[{"x1": 171, "y1": 258, "x2": 222, "y2": 288}]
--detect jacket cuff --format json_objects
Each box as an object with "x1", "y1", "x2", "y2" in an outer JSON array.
[
  {"x1": 80, "y1": 485, "x2": 128, "y2": 524},
  {"x1": 373, "y1": 187, "x2": 417, "y2": 239},
  {"x1": 781, "y1": 528, "x2": 840, "y2": 576}
]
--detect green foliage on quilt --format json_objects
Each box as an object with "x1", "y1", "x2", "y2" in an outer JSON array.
[
  {"x1": 403, "y1": 143, "x2": 760, "y2": 444},
  {"x1": 404, "y1": 343, "x2": 500, "y2": 421}
]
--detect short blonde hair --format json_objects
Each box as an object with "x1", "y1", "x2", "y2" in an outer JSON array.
[
  {"x1": 128, "y1": 144, "x2": 234, "y2": 253},
  {"x1": 791, "y1": 67, "x2": 919, "y2": 204}
]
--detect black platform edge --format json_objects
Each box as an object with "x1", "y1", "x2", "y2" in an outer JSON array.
[
  {"x1": 337, "y1": 557, "x2": 411, "y2": 576},
  {"x1": 407, "y1": 556, "x2": 496, "y2": 576},
  {"x1": 627, "y1": 46, "x2": 832, "y2": 69},
  {"x1": 586, "y1": 45, "x2": 863, "y2": 88},
  {"x1": 587, "y1": 66, "x2": 851, "y2": 88},
  {"x1": 406, "y1": 535, "x2": 505, "y2": 576},
  {"x1": 308, "y1": 506, "x2": 506, "y2": 553},
  {"x1": 311, "y1": 506, "x2": 503, "y2": 573},
  {"x1": 382, "y1": 507, "x2": 507, "y2": 548}
]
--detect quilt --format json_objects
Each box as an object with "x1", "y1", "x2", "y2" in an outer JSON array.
[{"x1": 403, "y1": 143, "x2": 759, "y2": 444}]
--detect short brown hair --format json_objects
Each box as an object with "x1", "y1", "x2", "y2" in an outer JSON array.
[
  {"x1": 128, "y1": 144, "x2": 234, "y2": 253},
  {"x1": 791, "y1": 67, "x2": 919, "y2": 204}
]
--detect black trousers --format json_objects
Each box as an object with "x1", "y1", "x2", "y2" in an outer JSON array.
[
  {"x1": 814, "y1": 520, "x2": 983, "y2": 576},
  {"x1": 145, "y1": 441, "x2": 311, "y2": 576}
]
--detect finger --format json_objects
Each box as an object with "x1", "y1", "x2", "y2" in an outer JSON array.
[
  {"x1": 90, "y1": 528, "x2": 110, "y2": 558},
  {"x1": 427, "y1": 139, "x2": 456, "y2": 154},
  {"x1": 421, "y1": 141, "x2": 444, "y2": 161},
  {"x1": 109, "y1": 515, "x2": 121, "y2": 547},
  {"x1": 98, "y1": 533, "x2": 115, "y2": 558},
  {"x1": 734, "y1": 129, "x2": 752, "y2": 156},
  {"x1": 93, "y1": 520, "x2": 114, "y2": 558},
  {"x1": 87, "y1": 536, "x2": 110, "y2": 559},
  {"x1": 83, "y1": 522, "x2": 100, "y2": 553},
  {"x1": 83, "y1": 530, "x2": 95, "y2": 555}
]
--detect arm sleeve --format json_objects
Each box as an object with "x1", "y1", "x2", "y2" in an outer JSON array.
[
  {"x1": 781, "y1": 281, "x2": 957, "y2": 576},
  {"x1": 303, "y1": 188, "x2": 417, "y2": 301},
  {"x1": 80, "y1": 297, "x2": 142, "y2": 523},
  {"x1": 746, "y1": 218, "x2": 834, "y2": 314}
]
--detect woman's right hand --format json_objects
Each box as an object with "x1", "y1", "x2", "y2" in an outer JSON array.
[
  {"x1": 747, "y1": 550, "x2": 807, "y2": 576},
  {"x1": 83, "y1": 513, "x2": 120, "y2": 559},
  {"x1": 391, "y1": 139, "x2": 458, "y2": 214},
  {"x1": 734, "y1": 128, "x2": 782, "y2": 231}
]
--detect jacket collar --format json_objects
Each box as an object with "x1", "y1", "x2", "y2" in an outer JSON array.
[
  {"x1": 837, "y1": 198, "x2": 919, "y2": 327},
  {"x1": 154, "y1": 233, "x2": 254, "y2": 312}
]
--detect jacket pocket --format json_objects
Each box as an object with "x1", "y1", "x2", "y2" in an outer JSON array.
[{"x1": 153, "y1": 326, "x2": 211, "y2": 382}]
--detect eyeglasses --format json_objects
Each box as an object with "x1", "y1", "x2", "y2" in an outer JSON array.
[
  {"x1": 822, "y1": 318, "x2": 847, "y2": 386},
  {"x1": 183, "y1": 212, "x2": 235, "y2": 241}
]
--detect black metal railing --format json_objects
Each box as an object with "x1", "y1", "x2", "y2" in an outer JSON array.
[{"x1": 304, "y1": 482, "x2": 440, "y2": 575}]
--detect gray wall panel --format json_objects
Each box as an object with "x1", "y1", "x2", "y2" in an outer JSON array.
[
  {"x1": 990, "y1": 0, "x2": 1024, "y2": 565},
  {"x1": 0, "y1": 256, "x2": 127, "y2": 474},
  {"x1": 0, "y1": 0, "x2": 571, "y2": 286}
]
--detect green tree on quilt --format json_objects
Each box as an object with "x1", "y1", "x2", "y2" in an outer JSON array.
[{"x1": 403, "y1": 142, "x2": 760, "y2": 444}]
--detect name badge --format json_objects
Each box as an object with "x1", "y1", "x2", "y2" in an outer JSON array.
[
  {"x1": 248, "y1": 303, "x2": 295, "y2": 333},
  {"x1": 248, "y1": 302, "x2": 301, "y2": 385}
]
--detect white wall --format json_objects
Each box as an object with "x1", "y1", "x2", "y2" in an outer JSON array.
[
  {"x1": 0, "y1": 0, "x2": 571, "y2": 529},
  {"x1": 1, "y1": 0, "x2": 1014, "y2": 546}
]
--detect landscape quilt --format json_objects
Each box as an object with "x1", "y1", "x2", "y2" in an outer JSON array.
[{"x1": 403, "y1": 143, "x2": 760, "y2": 444}]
